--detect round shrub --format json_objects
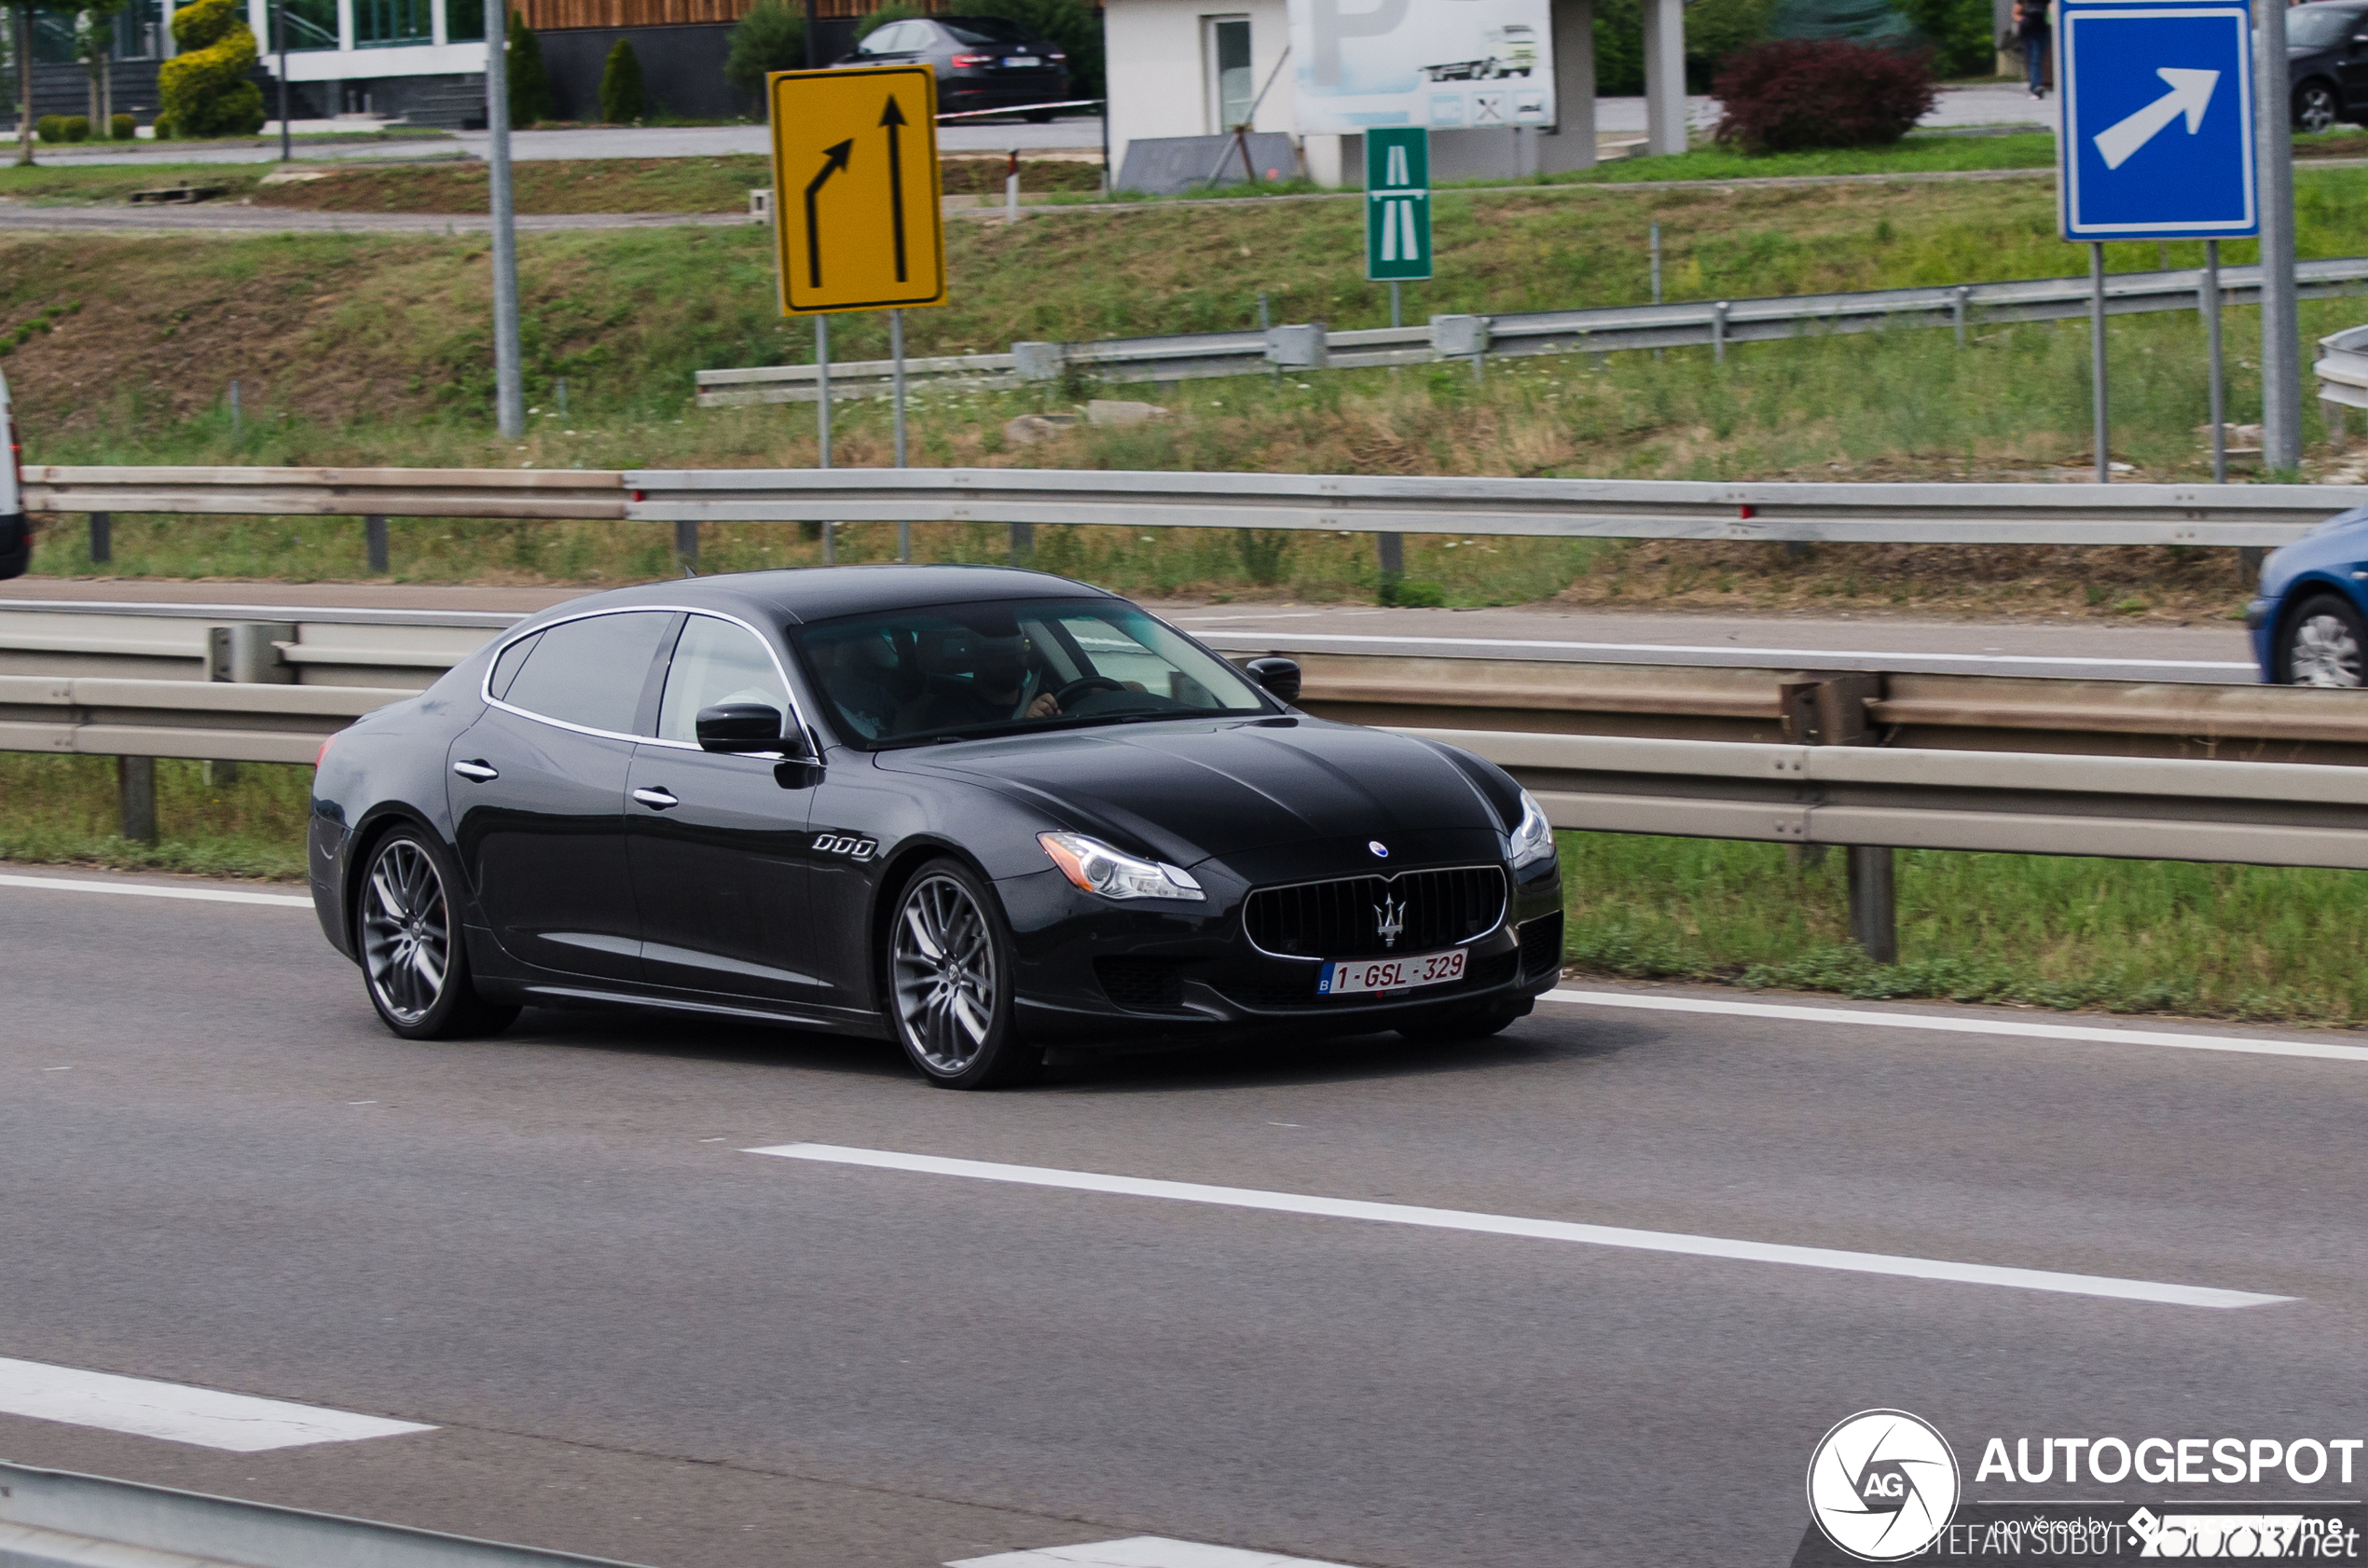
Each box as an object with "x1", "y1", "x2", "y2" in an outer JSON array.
[
  {"x1": 1712, "y1": 37, "x2": 1936, "y2": 153},
  {"x1": 62, "y1": 116, "x2": 90, "y2": 142},
  {"x1": 34, "y1": 116, "x2": 66, "y2": 144},
  {"x1": 158, "y1": 0, "x2": 268, "y2": 138},
  {"x1": 111, "y1": 113, "x2": 137, "y2": 140}
]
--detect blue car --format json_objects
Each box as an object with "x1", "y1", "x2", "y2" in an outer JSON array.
[{"x1": 2250, "y1": 505, "x2": 2368, "y2": 683}]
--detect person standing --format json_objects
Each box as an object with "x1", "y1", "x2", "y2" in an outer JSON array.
[{"x1": 2015, "y1": 0, "x2": 2051, "y2": 98}]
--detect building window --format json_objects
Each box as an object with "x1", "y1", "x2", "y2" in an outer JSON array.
[
  {"x1": 355, "y1": 0, "x2": 431, "y2": 47},
  {"x1": 275, "y1": 0, "x2": 341, "y2": 51},
  {"x1": 446, "y1": 0, "x2": 487, "y2": 44},
  {"x1": 1205, "y1": 15, "x2": 1251, "y2": 133}
]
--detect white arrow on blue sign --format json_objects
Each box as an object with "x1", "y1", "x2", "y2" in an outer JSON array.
[{"x1": 2058, "y1": 0, "x2": 2258, "y2": 240}]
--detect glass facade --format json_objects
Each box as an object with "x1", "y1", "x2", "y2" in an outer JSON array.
[
  {"x1": 355, "y1": 0, "x2": 433, "y2": 47},
  {"x1": 447, "y1": 0, "x2": 487, "y2": 45},
  {"x1": 278, "y1": 0, "x2": 342, "y2": 51}
]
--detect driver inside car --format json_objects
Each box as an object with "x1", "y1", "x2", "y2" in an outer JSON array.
[{"x1": 899, "y1": 627, "x2": 1064, "y2": 734}]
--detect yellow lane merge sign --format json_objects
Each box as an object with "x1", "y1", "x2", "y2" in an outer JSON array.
[{"x1": 768, "y1": 64, "x2": 947, "y2": 315}]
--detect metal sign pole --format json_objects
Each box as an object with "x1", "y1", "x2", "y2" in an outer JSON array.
[
  {"x1": 891, "y1": 307, "x2": 909, "y2": 563},
  {"x1": 276, "y1": 0, "x2": 291, "y2": 162},
  {"x1": 2092, "y1": 242, "x2": 2110, "y2": 483},
  {"x1": 2205, "y1": 239, "x2": 2226, "y2": 483},
  {"x1": 816, "y1": 314, "x2": 833, "y2": 565},
  {"x1": 2255, "y1": 0, "x2": 2300, "y2": 474},
  {"x1": 1390, "y1": 281, "x2": 1401, "y2": 330},
  {"x1": 483, "y1": 0, "x2": 523, "y2": 440}
]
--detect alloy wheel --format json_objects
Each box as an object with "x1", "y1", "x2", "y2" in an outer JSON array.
[
  {"x1": 362, "y1": 837, "x2": 451, "y2": 1026},
  {"x1": 2290, "y1": 612, "x2": 2365, "y2": 686},
  {"x1": 891, "y1": 873, "x2": 998, "y2": 1075},
  {"x1": 2298, "y1": 86, "x2": 2340, "y2": 133}
]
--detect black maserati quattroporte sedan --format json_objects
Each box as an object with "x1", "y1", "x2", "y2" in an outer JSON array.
[{"x1": 309, "y1": 566, "x2": 1565, "y2": 1087}]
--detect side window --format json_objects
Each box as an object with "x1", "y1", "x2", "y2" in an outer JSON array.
[
  {"x1": 500, "y1": 612, "x2": 674, "y2": 736},
  {"x1": 487, "y1": 629, "x2": 540, "y2": 702},
  {"x1": 658, "y1": 615, "x2": 793, "y2": 744}
]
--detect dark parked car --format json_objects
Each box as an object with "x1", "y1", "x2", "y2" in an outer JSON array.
[
  {"x1": 309, "y1": 567, "x2": 1565, "y2": 1088},
  {"x1": 2286, "y1": 1, "x2": 2368, "y2": 131},
  {"x1": 833, "y1": 15, "x2": 1070, "y2": 119},
  {"x1": 2251, "y1": 506, "x2": 2368, "y2": 682}
]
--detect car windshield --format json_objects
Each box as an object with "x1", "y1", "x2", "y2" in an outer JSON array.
[
  {"x1": 941, "y1": 17, "x2": 1034, "y2": 44},
  {"x1": 792, "y1": 598, "x2": 1269, "y2": 747},
  {"x1": 2289, "y1": 6, "x2": 2361, "y2": 46}
]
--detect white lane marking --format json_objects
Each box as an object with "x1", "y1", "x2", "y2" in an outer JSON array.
[
  {"x1": 0, "y1": 873, "x2": 311, "y2": 908},
  {"x1": 750, "y1": 1144, "x2": 2287, "y2": 1310},
  {"x1": 1190, "y1": 629, "x2": 2254, "y2": 671},
  {"x1": 1542, "y1": 988, "x2": 2368, "y2": 1065},
  {"x1": 951, "y1": 1538, "x2": 1353, "y2": 1568},
  {"x1": 1170, "y1": 612, "x2": 1328, "y2": 624},
  {"x1": 0, "y1": 1357, "x2": 435, "y2": 1451}
]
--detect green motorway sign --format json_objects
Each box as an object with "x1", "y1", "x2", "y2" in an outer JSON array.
[{"x1": 1365, "y1": 128, "x2": 1431, "y2": 282}]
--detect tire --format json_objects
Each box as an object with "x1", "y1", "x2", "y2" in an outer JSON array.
[
  {"x1": 2279, "y1": 593, "x2": 2368, "y2": 686},
  {"x1": 886, "y1": 858, "x2": 1036, "y2": 1088},
  {"x1": 1024, "y1": 109, "x2": 1055, "y2": 124},
  {"x1": 356, "y1": 826, "x2": 518, "y2": 1040},
  {"x1": 1396, "y1": 1002, "x2": 1521, "y2": 1045},
  {"x1": 2295, "y1": 81, "x2": 2341, "y2": 134}
]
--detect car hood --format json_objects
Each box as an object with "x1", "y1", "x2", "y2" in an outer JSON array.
[{"x1": 880, "y1": 719, "x2": 1507, "y2": 866}]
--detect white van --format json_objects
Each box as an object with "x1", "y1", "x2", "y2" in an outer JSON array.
[{"x1": 0, "y1": 364, "x2": 24, "y2": 578}]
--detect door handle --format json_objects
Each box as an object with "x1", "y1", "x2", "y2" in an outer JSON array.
[
  {"x1": 451, "y1": 760, "x2": 499, "y2": 782},
  {"x1": 633, "y1": 786, "x2": 681, "y2": 810}
]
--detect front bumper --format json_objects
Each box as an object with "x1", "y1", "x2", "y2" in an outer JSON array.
[
  {"x1": 0, "y1": 514, "x2": 27, "y2": 580},
  {"x1": 998, "y1": 856, "x2": 1564, "y2": 1044}
]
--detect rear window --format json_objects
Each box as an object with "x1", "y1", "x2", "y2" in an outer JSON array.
[
  {"x1": 942, "y1": 17, "x2": 1034, "y2": 44},
  {"x1": 500, "y1": 612, "x2": 674, "y2": 736}
]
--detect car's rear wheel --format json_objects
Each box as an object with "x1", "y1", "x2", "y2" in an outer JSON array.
[
  {"x1": 358, "y1": 827, "x2": 517, "y2": 1039},
  {"x1": 888, "y1": 859, "x2": 1035, "y2": 1088},
  {"x1": 2280, "y1": 593, "x2": 2368, "y2": 686},
  {"x1": 2296, "y1": 81, "x2": 2342, "y2": 133}
]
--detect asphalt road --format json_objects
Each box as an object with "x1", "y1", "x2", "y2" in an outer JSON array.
[
  {"x1": 5, "y1": 867, "x2": 2363, "y2": 1567},
  {"x1": 0, "y1": 578, "x2": 2264, "y2": 681}
]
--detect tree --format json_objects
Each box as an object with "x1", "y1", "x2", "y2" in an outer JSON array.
[
  {"x1": 723, "y1": 0, "x2": 802, "y2": 102},
  {"x1": 76, "y1": 0, "x2": 128, "y2": 134},
  {"x1": 506, "y1": 7, "x2": 551, "y2": 126},
  {"x1": 597, "y1": 35, "x2": 640, "y2": 123},
  {"x1": 157, "y1": 0, "x2": 266, "y2": 136}
]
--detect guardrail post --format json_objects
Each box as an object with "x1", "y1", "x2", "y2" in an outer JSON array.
[
  {"x1": 1712, "y1": 301, "x2": 1730, "y2": 364},
  {"x1": 1952, "y1": 286, "x2": 1970, "y2": 348},
  {"x1": 674, "y1": 518, "x2": 699, "y2": 567},
  {"x1": 1848, "y1": 846, "x2": 1898, "y2": 964},
  {"x1": 1010, "y1": 521, "x2": 1033, "y2": 565},
  {"x1": 118, "y1": 756, "x2": 157, "y2": 844},
  {"x1": 1431, "y1": 315, "x2": 1490, "y2": 383},
  {"x1": 1377, "y1": 530, "x2": 1405, "y2": 591},
  {"x1": 365, "y1": 515, "x2": 389, "y2": 574},
  {"x1": 1012, "y1": 341, "x2": 1064, "y2": 383},
  {"x1": 88, "y1": 512, "x2": 111, "y2": 565},
  {"x1": 1264, "y1": 323, "x2": 1329, "y2": 373}
]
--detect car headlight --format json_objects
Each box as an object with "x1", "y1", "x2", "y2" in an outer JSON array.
[
  {"x1": 1039, "y1": 831, "x2": 1205, "y2": 901},
  {"x1": 1509, "y1": 788, "x2": 1555, "y2": 871}
]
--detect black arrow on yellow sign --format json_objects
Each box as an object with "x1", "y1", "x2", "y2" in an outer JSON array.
[
  {"x1": 880, "y1": 94, "x2": 909, "y2": 282},
  {"x1": 803, "y1": 137, "x2": 854, "y2": 288}
]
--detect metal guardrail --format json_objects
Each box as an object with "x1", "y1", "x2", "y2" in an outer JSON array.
[
  {"x1": 0, "y1": 1458, "x2": 651, "y2": 1568},
  {"x1": 0, "y1": 673, "x2": 409, "y2": 762},
  {"x1": 19, "y1": 465, "x2": 2366, "y2": 548},
  {"x1": 694, "y1": 255, "x2": 2368, "y2": 404}
]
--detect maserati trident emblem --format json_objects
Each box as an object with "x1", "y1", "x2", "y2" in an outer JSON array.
[
  {"x1": 1368, "y1": 840, "x2": 1389, "y2": 858},
  {"x1": 1374, "y1": 892, "x2": 1406, "y2": 949}
]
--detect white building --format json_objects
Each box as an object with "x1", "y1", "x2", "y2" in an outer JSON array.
[{"x1": 1102, "y1": 0, "x2": 1688, "y2": 188}]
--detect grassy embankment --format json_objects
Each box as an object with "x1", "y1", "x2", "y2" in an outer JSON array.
[
  {"x1": 10, "y1": 755, "x2": 2363, "y2": 1026},
  {"x1": 12, "y1": 164, "x2": 2368, "y2": 609}
]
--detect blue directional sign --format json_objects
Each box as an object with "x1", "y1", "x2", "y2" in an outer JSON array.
[{"x1": 2058, "y1": 0, "x2": 2257, "y2": 240}]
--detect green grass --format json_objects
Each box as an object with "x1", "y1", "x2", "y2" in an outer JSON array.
[
  {"x1": 1559, "y1": 832, "x2": 2368, "y2": 1025},
  {"x1": 0, "y1": 755, "x2": 311, "y2": 880},
  {"x1": 1500, "y1": 131, "x2": 2058, "y2": 186}
]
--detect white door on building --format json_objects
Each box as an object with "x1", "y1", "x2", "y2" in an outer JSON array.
[{"x1": 1205, "y1": 15, "x2": 1253, "y2": 131}]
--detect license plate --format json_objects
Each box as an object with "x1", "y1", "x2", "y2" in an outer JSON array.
[
  {"x1": 1005, "y1": 55, "x2": 1040, "y2": 66},
  {"x1": 1317, "y1": 947, "x2": 1466, "y2": 997}
]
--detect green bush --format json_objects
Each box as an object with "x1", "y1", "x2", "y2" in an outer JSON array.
[
  {"x1": 507, "y1": 9, "x2": 554, "y2": 126},
  {"x1": 34, "y1": 116, "x2": 66, "y2": 144},
  {"x1": 110, "y1": 113, "x2": 136, "y2": 140},
  {"x1": 150, "y1": 118, "x2": 172, "y2": 139},
  {"x1": 158, "y1": 0, "x2": 268, "y2": 138},
  {"x1": 597, "y1": 37, "x2": 642, "y2": 123},
  {"x1": 62, "y1": 115, "x2": 89, "y2": 142},
  {"x1": 723, "y1": 0, "x2": 805, "y2": 100}
]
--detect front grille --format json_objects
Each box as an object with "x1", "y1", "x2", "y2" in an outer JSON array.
[
  {"x1": 1243, "y1": 865, "x2": 1507, "y2": 960},
  {"x1": 1518, "y1": 914, "x2": 1564, "y2": 981},
  {"x1": 1223, "y1": 949, "x2": 1520, "y2": 1011},
  {"x1": 1095, "y1": 956, "x2": 1186, "y2": 1010}
]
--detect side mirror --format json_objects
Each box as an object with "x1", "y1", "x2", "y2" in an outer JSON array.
[
  {"x1": 696, "y1": 702, "x2": 812, "y2": 758},
  {"x1": 1245, "y1": 656, "x2": 1302, "y2": 704}
]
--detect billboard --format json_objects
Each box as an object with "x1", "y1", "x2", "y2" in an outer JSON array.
[{"x1": 1287, "y1": 0, "x2": 1556, "y2": 135}]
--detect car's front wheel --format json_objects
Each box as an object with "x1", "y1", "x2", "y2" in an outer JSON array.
[
  {"x1": 358, "y1": 827, "x2": 518, "y2": 1039},
  {"x1": 2280, "y1": 593, "x2": 2368, "y2": 686},
  {"x1": 2295, "y1": 81, "x2": 2342, "y2": 133},
  {"x1": 888, "y1": 859, "x2": 1035, "y2": 1088}
]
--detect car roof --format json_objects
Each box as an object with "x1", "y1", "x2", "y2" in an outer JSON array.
[{"x1": 527, "y1": 565, "x2": 1116, "y2": 627}]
